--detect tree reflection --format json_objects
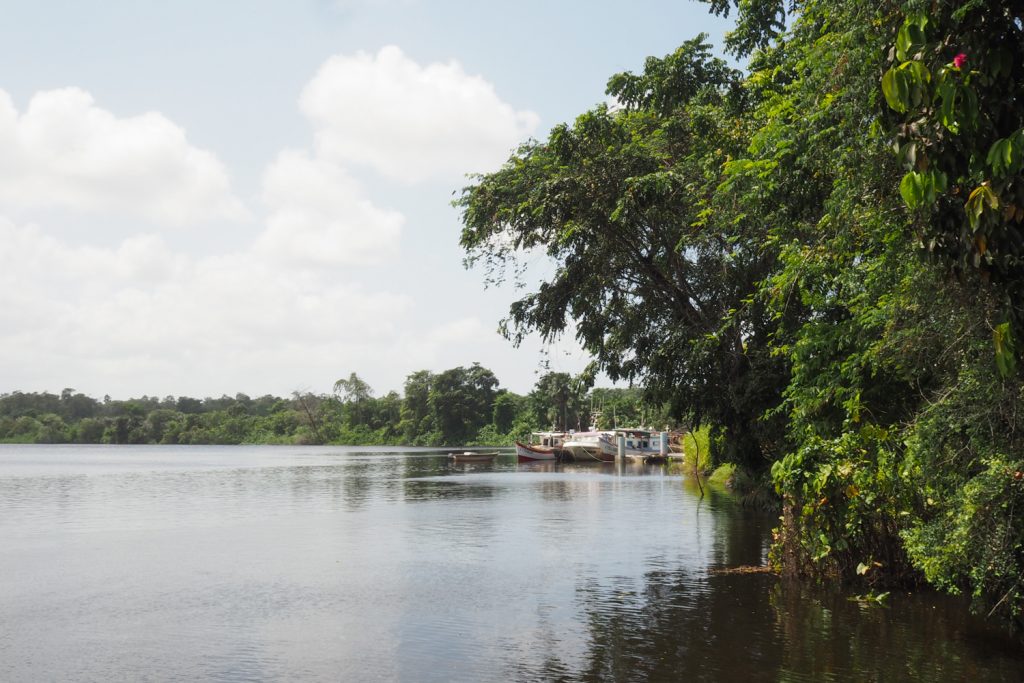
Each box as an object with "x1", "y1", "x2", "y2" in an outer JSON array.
[
  {"x1": 769, "y1": 582, "x2": 1024, "y2": 681},
  {"x1": 401, "y1": 453, "x2": 501, "y2": 502},
  {"x1": 500, "y1": 483, "x2": 1024, "y2": 682}
]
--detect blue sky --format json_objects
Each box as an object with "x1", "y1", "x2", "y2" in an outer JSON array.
[{"x1": 0, "y1": 0, "x2": 733, "y2": 399}]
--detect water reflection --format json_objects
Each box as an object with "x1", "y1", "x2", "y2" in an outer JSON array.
[
  {"x1": 502, "y1": 569, "x2": 1024, "y2": 682},
  {"x1": 769, "y1": 581, "x2": 1024, "y2": 682},
  {"x1": 0, "y1": 445, "x2": 1021, "y2": 682},
  {"x1": 340, "y1": 458, "x2": 382, "y2": 510}
]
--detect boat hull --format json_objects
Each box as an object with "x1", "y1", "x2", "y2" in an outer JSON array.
[
  {"x1": 515, "y1": 441, "x2": 558, "y2": 462},
  {"x1": 562, "y1": 440, "x2": 615, "y2": 462},
  {"x1": 449, "y1": 451, "x2": 499, "y2": 463}
]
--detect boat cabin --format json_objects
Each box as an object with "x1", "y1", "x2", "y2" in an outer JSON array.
[
  {"x1": 613, "y1": 429, "x2": 661, "y2": 452},
  {"x1": 533, "y1": 431, "x2": 567, "y2": 448}
]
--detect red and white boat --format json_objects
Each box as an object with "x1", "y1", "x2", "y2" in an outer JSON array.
[
  {"x1": 515, "y1": 441, "x2": 559, "y2": 461},
  {"x1": 515, "y1": 432, "x2": 567, "y2": 462}
]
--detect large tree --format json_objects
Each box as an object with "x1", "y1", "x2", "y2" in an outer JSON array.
[
  {"x1": 529, "y1": 372, "x2": 588, "y2": 432},
  {"x1": 458, "y1": 36, "x2": 790, "y2": 470},
  {"x1": 399, "y1": 370, "x2": 435, "y2": 443},
  {"x1": 333, "y1": 372, "x2": 375, "y2": 427},
  {"x1": 459, "y1": 0, "x2": 1024, "y2": 629},
  {"x1": 429, "y1": 363, "x2": 499, "y2": 445},
  {"x1": 707, "y1": 0, "x2": 1024, "y2": 626}
]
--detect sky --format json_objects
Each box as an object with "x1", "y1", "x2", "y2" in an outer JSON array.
[{"x1": 0, "y1": 0, "x2": 734, "y2": 400}]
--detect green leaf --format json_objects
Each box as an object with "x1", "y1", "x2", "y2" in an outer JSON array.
[
  {"x1": 898, "y1": 142, "x2": 917, "y2": 169},
  {"x1": 881, "y1": 68, "x2": 905, "y2": 112},
  {"x1": 894, "y1": 16, "x2": 928, "y2": 61},
  {"x1": 994, "y1": 322, "x2": 1017, "y2": 378},
  {"x1": 895, "y1": 25, "x2": 912, "y2": 62},
  {"x1": 966, "y1": 185, "x2": 999, "y2": 230},
  {"x1": 1011, "y1": 132, "x2": 1024, "y2": 175},
  {"x1": 881, "y1": 66, "x2": 922, "y2": 114},
  {"x1": 937, "y1": 80, "x2": 958, "y2": 132},
  {"x1": 899, "y1": 172, "x2": 923, "y2": 208},
  {"x1": 908, "y1": 12, "x2": 928, "y2": 32},
  {"x1": 904, "y1": 60, "x2": 931, "y2": 86},
  {"x1": 987, "y1": 138, "x2": 1009, "y2": 174}
]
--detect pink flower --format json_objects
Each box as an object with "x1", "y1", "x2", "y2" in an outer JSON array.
[{"x1": 953, "y1": 53, "x2": 967, "y2": 69}]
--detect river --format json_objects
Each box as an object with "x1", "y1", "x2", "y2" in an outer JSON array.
[{"x1": 1, "y1": 444, "x2": 1021, "y2": 681}]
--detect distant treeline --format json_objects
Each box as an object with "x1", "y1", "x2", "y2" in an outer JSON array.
[{"x1": 0, "y1": 365, "x2": 677, "y2": 447}]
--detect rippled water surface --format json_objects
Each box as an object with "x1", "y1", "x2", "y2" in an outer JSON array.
[{"x1": 1, "y1": 445, "x2": 1021, "y2": 681}]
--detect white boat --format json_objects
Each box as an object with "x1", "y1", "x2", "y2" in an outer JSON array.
[
  {"x1": 559, "y1": 429, "x2": 671, "y2": 461},
  {"x1": 600, "y1": 429, "x2": 669, "y2": 459},
  {"x1": 561, "y1": 431, "x2": 616, "y2": 462},
  {"x1": 541, "y1": 425, "x2": 673, "y2": 462}
]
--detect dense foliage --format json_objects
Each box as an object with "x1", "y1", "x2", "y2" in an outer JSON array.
[
  {"x1": 0, "y1": 370, "x2": 678, "y2": 448},
  {"x1": 458, "y1": 0, "x2": 1024, "y2": 627},
  {"x1": 459, "y1": 37, "x2": 790, "y2": 471}
]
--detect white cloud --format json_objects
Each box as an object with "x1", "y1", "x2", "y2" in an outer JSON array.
[
  {"x1": 0, "y1": 88, "x2": 246, "y2": 224},
  {"x1": 388, "y1": 316, "x2": 493, "y2": 369},
  {"x1": 0, "y1": 217, "x2": 412, "y2": 397},
  {"x1": 0, "y1": 215, "x2": 597, "y2": 398},
  {"x1": 0, "y1": 50, "x2": 556, "y2": 398},
  {"x1": 256, "y1": 149, "x2": 404, "y2": 266},
  {"x1": 299, "y1": 45, "x2": 539, "y2": 183},
  {"x1": 425, "y1": 316, "x2": 491, "y2": 343}
]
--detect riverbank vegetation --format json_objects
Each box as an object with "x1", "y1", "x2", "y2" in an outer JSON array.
[
  {"x1": 457, "y1": 0, "x2": 1024, "y2": 628},
  {"x1": 0, "y1": 369, "x2": 677, "y2": 448}
]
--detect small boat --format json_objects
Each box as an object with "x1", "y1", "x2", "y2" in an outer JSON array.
[
  {"x1": 449, "y1": 451, "x2": 499, "y2": 463},
  {"x1": 515, "y1": 431, "x2": 567, "y2": 462}
]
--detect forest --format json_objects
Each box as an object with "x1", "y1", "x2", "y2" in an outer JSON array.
[
  {"x1": 0, "y1": 368, "x2": 675, "y2": 448},
  {"x1": 457, "y1": 0, "x2": 1024, "y2": 628}
]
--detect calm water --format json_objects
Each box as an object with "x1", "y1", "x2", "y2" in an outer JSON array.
[{"x1": 1, "y1": 445, "x2": 1021, "y2": 682}]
